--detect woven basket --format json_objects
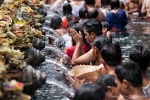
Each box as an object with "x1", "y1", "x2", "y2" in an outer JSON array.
[{"x1": 68, "y1": 65, "x2": 103, "y2": 83}]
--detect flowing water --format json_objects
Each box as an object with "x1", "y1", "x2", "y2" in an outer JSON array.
[{"x1": 32, "y1": 15, "x2": 150, "y2": 100}]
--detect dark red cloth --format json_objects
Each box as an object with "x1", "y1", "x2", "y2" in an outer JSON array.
[{"x1": 66, "y1": 44, "x2": 89, "y2": 59}]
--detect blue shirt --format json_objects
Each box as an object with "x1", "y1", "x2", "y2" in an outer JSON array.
[{"x1": 106, "y1": 9, "x2": 128, "y2": 30}]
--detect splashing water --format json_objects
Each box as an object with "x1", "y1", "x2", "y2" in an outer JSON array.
[
  {"x1": 43, "y1": 27, "x2": 61, "y2": 37},
  {"x1": 43, "y1": 45, "x2": 72, "y2": 68},
  {"x1": 46, "y1": 79, "x2": 74, "y2": 97},
  {"x1": 33, "y1": 61, "x2": 74, "y2": 100}
]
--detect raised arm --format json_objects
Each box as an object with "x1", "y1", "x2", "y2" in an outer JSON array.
[{"x1": 70, "y1": 29, "x2": 95, "y2": 65}]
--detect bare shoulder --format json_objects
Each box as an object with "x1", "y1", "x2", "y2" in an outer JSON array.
[{"x1": 97, "y1": 10, "x2": 105, "y2": 21}]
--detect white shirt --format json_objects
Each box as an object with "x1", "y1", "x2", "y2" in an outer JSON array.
[{"x1": 119, "y1": 0, "x2": 126, "y2": 4}]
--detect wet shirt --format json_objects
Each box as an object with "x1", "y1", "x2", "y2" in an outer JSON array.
[
  {"x1": 66, "y1": 44, "x2": 89, "y2": 59},
  {"x1": 106, "y1": 9, "x2": 128, "y2": 30},
  {"x1": 72, "y1": 1, "x2": 84, "y2": 18}
]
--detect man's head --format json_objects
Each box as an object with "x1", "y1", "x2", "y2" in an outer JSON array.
[
  {"x1": 97, "y1": 74, "x2": 119, "y2": 100},
  {"x1": 74, "y1": 83, "x2": 105, "y2": 100},
  {"x1": 83, "y1": 18, "x2": 102, "y2": 43},
  {"x1": 101, "y1": 41, "x2": 122, "y2": 69},
  {"x1": 129, "y1": 44, "x2": 150, "y2": 72},
  {"x1": 85, "y1": 0, "x2": 95, "y2": 5},
  {"x1": 115, "y1": 59, "x2": 142, "y2": 97},
  {"x1": 79, "y1": 8, "x2": 87, "y2": 19},
  {"x1": 93, "y1": 36, "x2": 112, "y2": 61},
  {"x1": 87, "y1": 8, "x2": 98, "y2": 18}
]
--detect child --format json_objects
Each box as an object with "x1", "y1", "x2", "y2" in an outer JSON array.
[
  {"x1": 129, "y1": 44, "x2": 150, "y2": 97},
  {"x1": 115, "y1": 59, "x2": 149, "y2": 100},
  {"x1": 101, "y1": 22, "x2": 111, "y2": 37}
]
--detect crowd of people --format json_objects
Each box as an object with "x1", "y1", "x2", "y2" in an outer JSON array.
[{"x1": 44, "y1": 0, "x2": 150, "y2": 100}]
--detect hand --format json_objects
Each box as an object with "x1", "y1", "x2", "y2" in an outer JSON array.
[
  {"x1": 69, "y1": 76, "x2": 85, "y2": 90},
  {"x1": 70, "y1": 29, "x2": 83, "y2": 44}
]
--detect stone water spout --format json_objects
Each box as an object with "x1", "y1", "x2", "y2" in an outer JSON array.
[
  {"x1": 30, "y1": 37, "x2": 45, "y2": 50},
  {"x1": 34, "y1": 60, "x2": 74, "y2": 99},
  {"x1": 23, "y1": 47, "x2": 45, "y2": 67},
  {"x1": 22, "y1": 65, "x2": 46, "y2": 95}
]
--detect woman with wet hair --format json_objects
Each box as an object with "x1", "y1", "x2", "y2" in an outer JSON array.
[
  {"x1": 66, "y1": 23, "x2": 91, "y2": 59},
  {"x1": 62, "y1": 3, "x2": 75, "y2": 29},
  {"x1": 50, "y1": 15, "x2": 66, "y2": 36},
  {"x1": 106, "y1": 0, "x2": 128, "y2": 31}
]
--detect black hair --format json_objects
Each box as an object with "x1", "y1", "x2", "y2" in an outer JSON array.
[
  {"x1": 84, "y1": 0, "x2": 95, "y2": 5},
  {"x1": 101, "y1": 41, "x2": 122, "y2": 66},
  {"x1": 50, "y1": 15, "x2": 62, "y2": 29},
  {"x1": 87, "y1": 8, "x2": 98, "y2": 18},
  {"x1": 101, "y1": 22, "x2": 110, "y2": 31},
  {"x1": 115, "y1": 59, "x2": 143, "y2": 87},
  {"x1": 83, "y1": 18, "x2": 102, "y2": 36},
  {"x1": 68, "y1": 20, "x2": 79, "y2": 29},
  {"x1": 94, "y1": 36, "x2": 112, "y2": 52},
  {"x1": 74, "y1": 83, "x2": 105, "y2": 100},
  {"x1": 79, "y1": 8, "x2": 87, "y2": 18},
  {"x1": 63, "y1": 3, "x2": 73, "y2": 22},
  {"x1": 129, "y1": 44, "x2": 150, "y2": 71},
  {"x1": 110, "y1": 0, "x2": 120, "y2": 10},
  {"x1": 55, "y1": 37, "x2": 66, "y2": 50},
  {"x1": 97, "y1": 74, "x2": 117, "y2": 92},
  {"x1": 71, "y1": 23, "x2": 91, "y2": 51},
  {"x1": 101, "y1": 0, "x2": 111, "y2": 8}
]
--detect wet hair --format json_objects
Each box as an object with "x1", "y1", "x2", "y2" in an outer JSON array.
[
  {"x1": 129, "y1": 45, "x2": 150, "y2": 71},
  {"x1": 87, "y1": 8, "x2": 98, "y2": 18},
  {"x1": 94, "y1": 36, "x2": 112, "y2": 52},
  {"x1": 84, "y1": 0, "x2": 95, "y2": 5},
  {"x1": 68, "y1": 20, "x2": 79, "y2": 29},
  {"x1": 71, "y1": 23, "x2": 91, "y2": 50},
  {"x1": 79, "y1": 8, "x2": 87, "y2": 18},
  {"x1": 101, "y1": 0, "x2": 111, "y2": 7},
  {"x1": 74, "y1": 83, "x2": 105, "y2": 100},
  {"x1": 115, "y1": 59, "x2": 142, "y2": 87},
  {"x1": 50, "y1": 15, "x2": 62, "y2": 29},
  {"x1": 62, "y1": 3, "x2": 73, "y2": 22},
  {"x1": 55, "y1": 37, "x2": 66, "y2": 50},
  {"x1": 102, "y1": 22, "x2": 110, "y2": 31},
  {"x1": 83, "y1": 18, "x2": 102, "y2": 36},
  {"x1": 110, "y1": 0, "x2": 120, "y2": 10},
  {"x1": 101, "y1": 41, "x2": 122, "y2": 66},
  {"x1": 97, "y1": 74, "x2": 117, "y2": 92}
]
